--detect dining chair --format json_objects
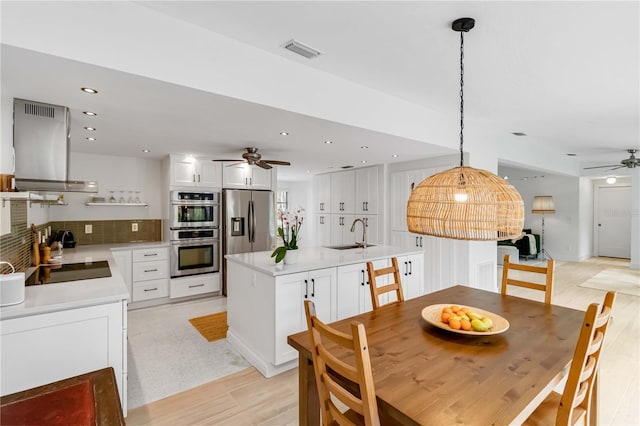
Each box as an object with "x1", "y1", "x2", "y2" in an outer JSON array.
[
  {"x1": 366, "y1": 257, "x2": 404, "y2": 310},
  {"x1": 304, "y1": 299, "x2": 381, "y2": 426},
  {"x1": 501, "y1": 254, "x2": 555, "y2": 305},
  {"x1": 524, "y1": 291, "x2": 616, "y2": 426}
]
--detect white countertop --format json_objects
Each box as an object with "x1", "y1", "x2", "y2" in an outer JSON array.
[
  {"x1": 225, "y1": 245, "x2": 424, "y2": 276},
  {"x1": 1, "y1": 245, "x2": 132, "y2": 320}
]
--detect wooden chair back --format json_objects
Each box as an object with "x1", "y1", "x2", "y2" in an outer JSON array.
[
  {"x1": 366, "y1": 257, "x2": 404, "y2": 310},
  {"x1": 501, "y1": 254, "x2": 555, "y2": 305},
  {"x1": 304, "y1": 300, "x2": 380, "y2": 426},
  {"x1": 556, "y1": 291, "x2": 616, "y2": 425}
]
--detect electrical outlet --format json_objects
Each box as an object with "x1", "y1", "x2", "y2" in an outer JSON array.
[
  {"x1": 132, "y1": 223, "x2": 138, "y2": 232},
  {"x1": 85, "y1": 224, "x2": 92, "y2": 234}
]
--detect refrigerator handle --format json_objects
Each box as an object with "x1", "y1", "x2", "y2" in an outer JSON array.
[{"x1": 248, "y1": 200, "x2": 256, "y2": 243}]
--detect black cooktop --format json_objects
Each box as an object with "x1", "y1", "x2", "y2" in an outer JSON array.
[{"x1": 26, "y1": 261, "x2": 112, "y2": 286}]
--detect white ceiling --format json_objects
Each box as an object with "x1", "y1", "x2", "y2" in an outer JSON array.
[{"x1": 2, "y1": 1, "x2": 638, "y2": 181}]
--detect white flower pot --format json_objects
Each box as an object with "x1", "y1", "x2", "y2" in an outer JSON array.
[{"x1": 284, "y1": 249, "x2": 298, "y2": 265}]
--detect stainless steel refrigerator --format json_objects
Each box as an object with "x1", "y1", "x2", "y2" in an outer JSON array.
[{"x1": 222, "y1": 189, "x2": 275, "y2": 294}]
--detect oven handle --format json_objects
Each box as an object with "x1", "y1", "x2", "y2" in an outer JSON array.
[
  {"x1": 170, "y1": 200, "x2": 216, "y2": 206},
  {"x1": 171, "y1": 238, "x2": 217, "y2": 246}
]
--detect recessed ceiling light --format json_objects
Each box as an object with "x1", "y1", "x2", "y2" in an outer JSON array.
[
  {"x1": 392, "y1": 154, "x2": 399, "y2": 158},
  {"x1": 511, "y1": 132, "x2": 527, "y2": 136},
  {"x1": 324, "y1": 140, "x2": 333, "y2": 144},
  {"x1": 83, "y1": 111, "x2": 97, "y2": 116},
  {"x1": 361, "y1": 160, "x2": 367, "y2": 164},
  {"x1": 360, "y1": 145, "x2": 369, "y2": 149},
  {"x1": 306, "y1": 170, "x2": 311, "y2": 174},
  {"x1": 81, "y1": 87, "x2": 98, "y2": 94},
  {"x1": 606, "y1": 176, "x2": 617, "y2": 184},
  {"x1": 566, "y1": 153, "x2": 577, "y2": 156},
  {"x1": 86, "y1": 137, "x2": 96, "y2": 141},
  {"x1": 84, "y1": 126, "x2": 96, "y2": 131},
  {"x1": 142, "y1": 149, "x2": 150, "y2": 153},
  {"x1": 280, "y1": 131, "x2": 289, "y2": 136},
  {"x1": 504, "y1": 176, "x2": 509, "y2": 180}
]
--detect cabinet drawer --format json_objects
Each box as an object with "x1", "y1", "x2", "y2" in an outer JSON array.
[
  {"x1": 132, "y1": 247, "x2": 168, "y2": 262},
  {"x1": 132, "y1": 279, "x2": 169, "y2": 301},
  {"x1": 170, "y1": 274, "x2": 220, "y2": 299},
  {"x1": 132, "y1": 260, "x2": 168, "y2": 282}
]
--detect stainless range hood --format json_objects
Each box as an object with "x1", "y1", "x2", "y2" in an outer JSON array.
[{"x1": 13, "y1": 98, "x2": 98, "y2": 192}]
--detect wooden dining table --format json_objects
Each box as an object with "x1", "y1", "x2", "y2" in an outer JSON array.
[{"x1": 287, "y1": 285, "x2": 586, "y2": 426}]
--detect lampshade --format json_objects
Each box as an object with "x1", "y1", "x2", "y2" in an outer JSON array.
[
  {"x1": 407, "y1": 166, "x2": 525, "y2": 241},
  {"x1": 531, "y1": 196, "x2": 556, "y2": 214},
  {"x1": 405, "y1": 17, "x2": 525, "y2": 241}
]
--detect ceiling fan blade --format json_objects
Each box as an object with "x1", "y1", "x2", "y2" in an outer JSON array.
[
  {"x1": 263, "y1": 160, "x2": 291, "y2": 166},
  {"x1": 255, "y1": 161, "x2": 273, "y2": 170},
  {"x1": 583, "y1": 164, "x2": 620, "y2": 170},
  {"x1": 211, "y1": 159, "x2": 243, "y2": 162}
]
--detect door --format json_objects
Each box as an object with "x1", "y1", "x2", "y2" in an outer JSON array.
[
  {"x1": 597, "y1": 186, "x2": 631, "y2": 258},
  {"x1": 223, "y1": 162, "x2": 249, "y2": 188},
  {"x1": 356, "y1": 167, "x2": 379, "y2": 214},
  {"x1": 250, "y1": 190, "x2": 275, "y2": 252},
  {"x1": 198, "y1": 161, "x2": 222, "y2": 188},
  {"x1": 316, "y1": 214, "x2": 331, "y2": 246},
  {"x1": 224, "y1": 189, "x2": 252, "y2": 255},
  {"x1": 336, "y1": 263, "x2": 367, "y2": 320},
  {"x1": 172, "y1": 158, "x2": 197, "y2": 187},
  {"x1": 309, "y1": 268, "x2": 337, "y2": 322},
  {"x1": 249, "y1": 167, "x2": 272, "y2": 190}
]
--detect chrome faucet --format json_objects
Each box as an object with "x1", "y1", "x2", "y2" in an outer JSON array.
[{"x1": 350, "y1": 218, "x2": 367, "y2": 248}]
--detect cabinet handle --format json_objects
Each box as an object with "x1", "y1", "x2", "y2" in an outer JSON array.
[
  {"x1": 365, "y1": 218, "x2": 368, "y2": 227},
  {"x1": 404, "y1": 261, "x2": 408, "y2": 276},
  {"x1": 420, "y1": 237, "x2": 423, "y2": 248},
  {"x1": 362, "y1": 201, "x2": 366, "y2": 211},
  {"x1": 144, "y1": 268, "x2": 158, "y2": 273},
  {"x1": 197, "y1": 174, "x2": 201, "y2": 183},
  {"x1": 361, "y1": 270, "x2": 365, "y2": 286},
  {"x1": 249, "y1": 177, "x2": 252, "y2": 186},
  {"x1": 189, "y1": 283, "x2": 205, "y2": 288},
  {"x1": 193, "y1": 174, "x2": 196, "y2": 182},
  {"x1": 304, "y1": 279, "x2": 308, "y2": 299},
  {"x1": 409, "y1": 261, "x2": 413, "y2": 275},
  {"x1": 415, "y1": 236, "x2": 419, "y2": 247},
  {"x1": 320, "y1": 202, "x2": 324, "y2": 211},
  {"x1": 311, "y1": 278, "x2": 315, "y2": 297},
  {"x1": 144, "y1": 288, "x2": 158, "y2": 292},
  {"x1": 143, "y1": 253, "x2": 158, "y2": 257}
]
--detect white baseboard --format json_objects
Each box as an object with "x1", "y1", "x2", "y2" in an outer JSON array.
[{"x1": 227, "y1": 329, "x2": 296, "y2": 378}]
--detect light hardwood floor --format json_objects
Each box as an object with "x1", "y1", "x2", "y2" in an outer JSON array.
[{"x1": 127, "y1": 257, "x2": 640, "y2": 425}]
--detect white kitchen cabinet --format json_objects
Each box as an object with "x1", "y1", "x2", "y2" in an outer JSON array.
[
  {"x1": 330, "y1": 170, "x2": 355, "y2": 213},
  {"x1": 110, "y1": 248, "x2": 132, "y2": 301},
  {"x1": 0, "y1": 300, "x2": 127, "y2": 414},
  {"x1": 398, "y1": 253, "x2": 424, "y2": 299},
  {"x1": 356, "y1": 167, "x2": 379, "y2": 214},
  {"x1": 170, "y1": 273, "x2": 220, "y2": 299},
  {"x1": 314, "y1": 173, "x2": 331, "y2": 213},
  {"x1": 223, "y1": 162, "x2": 272, "y2": 190},
  {"x1": 131, "y1": 247, "x2": 169, "y2": 302},
  {"x1": 330, "y1": 214, "x2": 356, "y2": 246},
  {"x1": 170, "y1": 155, "x2": 222, "y2": 188},
  {"x1": 316, "y1": 214, "x2": 332, "y2": 247},
  {"x1": 335, "y1": 260, "x2": 390, "y2": 320},
  {"x1": 390, "y1": 169, "x2": 432, "y2": 232},
  {"x1": 274, "y1": 268, "x2": 336, "y2": 365}
]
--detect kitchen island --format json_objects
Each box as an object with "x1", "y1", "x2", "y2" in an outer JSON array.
[
  {"x1": 0, "y1": 245, "x2": 130, "y2": 414},
  {"x1": 225, "y1": 245, "x2": 424, "y2": 377}
]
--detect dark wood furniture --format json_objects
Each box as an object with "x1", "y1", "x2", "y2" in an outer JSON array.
[
  {"x1": 0, "y1": 367, "x2": 125, "y2": 426},
  {"x1": 288, "y1": 285, "x2": 586, "y2": 426}
]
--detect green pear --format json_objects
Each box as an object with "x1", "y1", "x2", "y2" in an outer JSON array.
[
  {"x1": 480, "y1": 317, "x2": 494, "y2": 329},
  {"x1": 471, "y1": 319, "x2": 489, "y2": 332}
]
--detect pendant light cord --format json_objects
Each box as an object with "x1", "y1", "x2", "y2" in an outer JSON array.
[{"x1": 459, "y1": 31, "x2": 465, "y2": 167}]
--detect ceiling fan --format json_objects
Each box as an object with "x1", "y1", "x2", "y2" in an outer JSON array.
[
  {"x1": 212, "y1": 147, "x2": 291, "y2": 170},
  {"x1": 583, "y1": 149, "x2": 640, "y2": 170}
]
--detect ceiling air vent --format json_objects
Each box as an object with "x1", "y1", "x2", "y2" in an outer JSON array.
[
  {"x1": 282, "y1": 39, "x2": 323, "y2": 59},
  {"x1": 24, "y1": 101, "x2": 55, "y2": 118}
]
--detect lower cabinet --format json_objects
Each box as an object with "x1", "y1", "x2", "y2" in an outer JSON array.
[
  {"x1": 111, "y1": 248, "x2": 132, "y2": 301},
  {"x1": 170, "y1": 273, "x2": 220, "y2": 299},
  {"x1": 131, "y1": 247, "x2": 169, "y2": 302},
  {"x1": 0, "y1": 300, "x2": 128, "y2": 414},
  {"x1": 398, "y1": 253, "x2": 424, "y2": 299},
  {"x1": 274, "y1": 268, "x2": 336, "y2": 365}
]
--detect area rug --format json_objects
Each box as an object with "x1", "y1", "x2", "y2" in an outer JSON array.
[
  {"x1": 189, "y1": 311, "x2": 229, "y2": 342},
  {"x1": 579, "y1": 268, "x2": 640, "y2": 297}
]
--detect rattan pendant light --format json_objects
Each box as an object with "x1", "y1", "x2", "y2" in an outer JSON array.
[{"x1": 407, "y1": 18, "x2": 524, "y2": 241}]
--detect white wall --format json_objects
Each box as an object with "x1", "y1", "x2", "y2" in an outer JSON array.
[
  {"x1": 48, "y1": 153, "x2": 162, "y2": 221},
  {"x1": 578, "y1": 177, "x2": 594, "y2": 261}
]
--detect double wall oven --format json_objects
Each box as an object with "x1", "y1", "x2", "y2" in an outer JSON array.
[{"x1": 169, "y1": 191, "x2": 220, "y2": 278}]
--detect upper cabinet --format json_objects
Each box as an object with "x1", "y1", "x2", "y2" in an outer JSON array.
[
  {"x1": 314, "y1": 174, "x2": 331, "y2": 213},
  {"x1": 355, "y1": 167, "x2": 379, "y2": 214},
  {"x1": 169, "y1": 156, "x2": 222, "y2": 188},
  {"x1": 330, "y1": 170, "x2": 355, "y2": 213},
  {"x1": 390, "y1": 168, "x2": 433, "y2": 232},
  {"x1": 222, "y1": 162, "x2": 272, "y2": 190}
]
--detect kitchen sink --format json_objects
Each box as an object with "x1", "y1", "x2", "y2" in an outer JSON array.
[{"x1": 325, "y1": 244, "x2": 376, "y2": 250}]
